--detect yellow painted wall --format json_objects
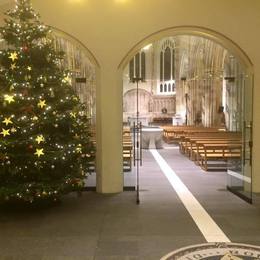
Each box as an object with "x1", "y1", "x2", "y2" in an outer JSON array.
[{"x1": 1, "y1": 0, "x2": 260, "y2": 193}]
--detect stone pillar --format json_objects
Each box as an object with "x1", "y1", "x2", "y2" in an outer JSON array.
[{"x1": 96, "y1": 67, "x2": 123, "y2": 193}]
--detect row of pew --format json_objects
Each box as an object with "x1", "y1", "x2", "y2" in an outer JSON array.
[
  {"x1": 123, "y1": 127, "x2": 133, "y2": 172},
  {"x1": 87, "y1": 127, "x2": 133, "y2": 173},
  {"x1": 162, "y1": 126, "x2": 242, "y2": 171},
  {"x1": 162, "y1": 125, "x2": 227, "y2": 143}
]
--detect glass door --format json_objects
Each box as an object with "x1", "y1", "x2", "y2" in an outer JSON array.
[
  {"x1": 227, "y1": 73, "x2": 253, "y2": 203},
  {"x1": 123, "y1": 77, "x2": 143, "y2": 203}
]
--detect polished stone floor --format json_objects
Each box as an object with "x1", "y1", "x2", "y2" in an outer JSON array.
[{"x1": 0, "y1": 148, "x2": 260, "y2": 259}]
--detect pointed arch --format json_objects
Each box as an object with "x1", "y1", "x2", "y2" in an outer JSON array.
[{"x1": 118, "y1": 26, "x2": 253, "y2": 74}]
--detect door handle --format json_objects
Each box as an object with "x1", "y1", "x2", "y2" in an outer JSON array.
[
  {"x1": 249, "y1": 121, "x2": 253, "y2": 166},
  {"x1": 140, "y1": 122, "x2": 143, "y2": 166},
  {"x1": 133, "y1": 122, "x2": 136, "y2": 167},
  {"x1": 243, "y1": 121, "x2": 246, "y2": 166}
]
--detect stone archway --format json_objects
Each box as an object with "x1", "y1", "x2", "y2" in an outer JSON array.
[
  {"x1": 118, "y1": 26, "x2": 254, "y2": 200},
  {"x1": 118, "y1": 26, "x2": 253, "y2": 72}
]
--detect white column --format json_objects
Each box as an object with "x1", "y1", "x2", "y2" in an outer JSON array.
[{"x1": 96, "y1": 67, "x2": 123, "y2": 193}]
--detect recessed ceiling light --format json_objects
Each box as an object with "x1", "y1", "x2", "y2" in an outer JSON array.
[
  {"x1": 68, "y1": 0, "x2": 84, "y2": 3},
  {"x1": 114, "y1": 0, "x2": 129, "y2": 3}
]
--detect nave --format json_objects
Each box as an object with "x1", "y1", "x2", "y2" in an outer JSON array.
[{"x1": 1, "y1": 149, "x2": 260, "y2": 259}]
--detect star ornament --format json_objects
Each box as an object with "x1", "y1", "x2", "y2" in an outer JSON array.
[
  {"x1": 35, "y1": 135, "x2": 45, "y2": 144},
  {"x1": 0, "y1": 128, "x2": 10, "y2": 137},
  {"x1": 37, "y1": 100, "x2": 46, "y2": 109},
  {"x1": 70, "y1": 112, "x2": 77, "y2": 119},
  {"x1": 27, "y1": 66, "x2": 32, "y2": 71},
  {"x1": 8, "y1": 52, "x2": 18, "y2": 62},
  {"x1": 76, "y1": 144, "x2": 82, "y2": 154},
  {"x1": 11, "y1": 63, "x2": 16, "y2": 70},
  {"x1": 4, "y1": 95, "x2": 15, "y2": 104},
  {"x1": 2, "y1": 117, "x2": 13, "y2": 126},
  {"x1": 63, "y1": 75, "x2": 72, "y2": 85},
  {"x1": 34, "y1": 148, "x2": 44, "y2": 158}
]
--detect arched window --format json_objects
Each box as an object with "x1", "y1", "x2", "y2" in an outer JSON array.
[
  {"x1": 160, "y1": 84, "x2": 163, "y2": 92},
  {"x1": 172, "y1": 48, "x2": 175, "y2": 79},
  {"x1": 164, "y1": 47, "x2": 171, "y2": 81},
  {"x1": 159, "y1": 39, "x2": 175, "y2": 94},
  {"x1": 129, "y1": 51, "x2": 146, "y2": 82},
  {"x1": 160, "y1": 51, "x2": 163, "y2": 81},
  {"x1": 135, "y1": 53, "x2": 140, "y2": 78},
  {"x1": 129, "y1": 59, "x2": 134, "y2": 81},
  {"x1": 141, "y1": 52, "x2": 146, "y2": 80},
  {"x1": 172, "y1": 83, "x2": 175, "y2": 92}
]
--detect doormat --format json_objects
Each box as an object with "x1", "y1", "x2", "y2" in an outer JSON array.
[{"x1": 160, "y1": 242, "x2": 260, "y2": 260}]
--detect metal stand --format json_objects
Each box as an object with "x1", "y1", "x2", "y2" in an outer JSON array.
[{"x1": 133, "y1": 77, "x2": 143, "y2": 205}]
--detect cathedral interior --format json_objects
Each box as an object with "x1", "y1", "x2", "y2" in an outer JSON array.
[
  {"x1": 0, "y1": 1, "x2": 260, "y2": 259},
  {"x1": 123, "y1": 35, "x2": 249, "y2": 131}
]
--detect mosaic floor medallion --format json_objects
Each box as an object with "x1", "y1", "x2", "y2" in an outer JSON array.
[{"x1": 160, "y1": 243, "x2": 260, "y2": 260}]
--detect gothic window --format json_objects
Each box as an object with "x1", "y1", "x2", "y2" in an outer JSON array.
[
  {"x1": 135, "y1": 53, "x2": 140, "y2": 78},
  {"x1": 172, "y1": 83, "x2": 175, "y2": 92},
  {"x1": 129, "y1": 51, "x2": 146, "y2": 82},
  {"x1": 159, "y1": 39, "x2": 176, "y2": 94},
  {"x1": 129, "y1": 59, "x2": 134, "y2": 81},
  {"x1": 160, "y1": 51, "x2": 163, "y2": 81},
  {"x1": 164, "y1": 47, "x2": 171, "y2": 81},
  {"x1": 172, "y1": 49, "x2": 175, "y2": 79},
  {"x1": 160, "y1": 84, "x2": 163, "y2": 92},
  {"x1": 141, "y1": 52, "x2": 146, "y2": 80}
]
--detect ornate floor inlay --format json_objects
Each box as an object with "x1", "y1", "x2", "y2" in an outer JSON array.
[{"x1": 161, "y1": 243, "x2": 260, "y2": 260}]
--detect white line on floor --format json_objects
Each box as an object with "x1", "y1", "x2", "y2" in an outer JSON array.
[
  {"x1": 150, "y1": 149, "x2": 231, "y2": 243},
  {"x1": 227, "y1": 170, "x2": 251, "y2": 183}
]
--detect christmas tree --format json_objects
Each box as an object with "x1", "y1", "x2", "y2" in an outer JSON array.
[{"x1": 0, "y1": 0, "x2": 95, "y2": 204}]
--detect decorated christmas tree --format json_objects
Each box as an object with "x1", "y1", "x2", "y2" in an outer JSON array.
[{"x1": 0, "y1": 0, "x2": 95, "y2": 204}]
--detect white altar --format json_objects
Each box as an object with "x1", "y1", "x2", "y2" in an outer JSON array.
[{"x1": 141, "y1": 128, "x2": 163, "y2": 149}]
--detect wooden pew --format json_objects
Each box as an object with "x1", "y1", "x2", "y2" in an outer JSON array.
[
  {"x1": 184, "y1": 135, "x2": 240, "y2": 157},
  {"x1": 162, "y1": 126, "x2": 226, "y2": 143},
  {"x1": 123, "y1": 142, "x2": 133, "y2": 171},
  {"x1": 179, "y1": 133, "x2": 240, "y2": 156},
  {"x1": 191, "y1": 139, "x2": 241, "y2": 162},
  {"x1": 123, "y1": 127, "x2": 133, "y2": 171},
  {"x1": 198, "y1": 143, "x2": 241, "y2": 171}
]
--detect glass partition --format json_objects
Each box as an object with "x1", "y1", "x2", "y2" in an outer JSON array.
[{"x1": 227, "y1": 73, "x2": 253, "y2": 203}]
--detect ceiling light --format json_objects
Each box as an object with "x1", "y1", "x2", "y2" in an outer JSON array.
[
  {"x1": 114, "y1": 0, "x2": 129, "y2": 3},
  {"x1": 142, "y1": 44, "x2": 152, "y2": 51}
]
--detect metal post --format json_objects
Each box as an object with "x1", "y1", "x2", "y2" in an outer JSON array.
[
  {"x1": 136, "y1": 122, "x2": 140, "y2": 204},
  {"x1": 133, "y1": 121, "x2": 136, "y2": 167},
  {"x1": 133, "y1": 77, "x2": 142, "y2": 205}
]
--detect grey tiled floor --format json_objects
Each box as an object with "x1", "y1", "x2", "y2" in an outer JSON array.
[{"x1": 0, "y1": 148, "x2": 260, "y2": 259}]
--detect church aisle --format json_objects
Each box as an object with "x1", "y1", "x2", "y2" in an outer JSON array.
[
  {"x1": 158, "y1": 148, "x2": 260, "y2": 246},
  {"x1": 0, "y1": 149, "x2": 260, "y2": 259}
]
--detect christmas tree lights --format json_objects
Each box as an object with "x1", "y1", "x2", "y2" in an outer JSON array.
[{"x1": 0, "y1": 0, "x2": 95, "y2": 205}]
